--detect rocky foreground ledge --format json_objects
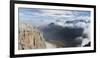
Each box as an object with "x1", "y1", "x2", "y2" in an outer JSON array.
[{"x1": 18, "y1": 23, "x2": 46, "y2": 50}]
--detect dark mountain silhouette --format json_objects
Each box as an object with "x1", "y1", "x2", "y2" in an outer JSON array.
[{"x1": 83, "y1": 42, "x2": 91, "y2": 47}]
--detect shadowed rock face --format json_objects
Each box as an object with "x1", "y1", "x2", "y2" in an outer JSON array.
[
  {"x1": 18, "y1": 23, "x2": 46, "y2": 50},
  {"x1": 40, "y1": 23, "x2": 84, "y2": 47}
]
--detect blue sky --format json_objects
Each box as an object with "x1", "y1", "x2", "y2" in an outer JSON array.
[{"x1": 18, "y1": 8, "x2": 91, "y2": 27}]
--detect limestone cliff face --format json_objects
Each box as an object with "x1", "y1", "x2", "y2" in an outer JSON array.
[{"x1": 18, "y1": 23, "x2": 46, "y2": 50}]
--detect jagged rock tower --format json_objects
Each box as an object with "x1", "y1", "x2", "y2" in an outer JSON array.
[{"x1": 18, "y1": 23, "x2": 46, "y2": 50}]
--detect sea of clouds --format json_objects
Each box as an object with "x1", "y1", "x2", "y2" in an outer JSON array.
[{"x1": 19, "y1": 8, "x2": 91, "y2": 47}]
